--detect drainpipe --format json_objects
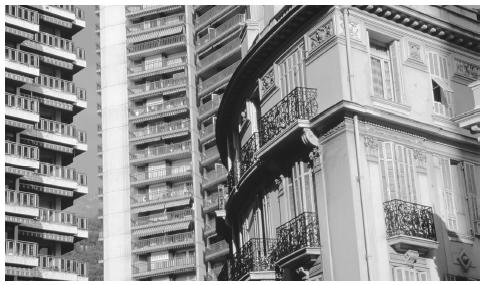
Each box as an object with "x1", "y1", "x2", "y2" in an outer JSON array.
[{"x1": 341, "y1": 6, "x2": 371, "y2": 280}]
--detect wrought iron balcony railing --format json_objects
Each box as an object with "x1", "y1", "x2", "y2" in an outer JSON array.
[
  {"x1": 132, "y1": 208, "x2": 193, "y2": 227},
  {"x1": 5, "y1": 141, "x2": 39, "y2": 161},
  {"x1": 231, "y1": 238, "x2": 277, "y2": 280},
  {"x1": 129, "y1": 56, "x2": 186, "y2": 74},
  {"x1": 39, "y1": 255, "x2": 88, "y2": 277},
  {"x1": 198, "y1": 38, "x2": 241, "y2": 68},
  {"x1": 5, "y1": 5, "x2": 39, "y2": 24},
  {"x1": 129, "y1": 76, "x2": 187, "y2": 95},
  {"x1": 5, "y1": 239, "x2": 38, "y2": 257},
  {"x1": 226, "y1": 167, "x2": 237, "y2": 195},
  {"x1": 131, "y1": 165, "x2": 192, "y2": 182},
  {"x1": 131, "y1": 184, "x2": 193, "y2": 205},
  {"x1": 5, "y1": 93, "x2": 39, "y2": 113},
  {"x1": 195, "y1": 5, "x2": 229, "y2": 27},
  {"x1": 130, "y1": 119, "x2": 189, "y2": 139},
  {"x1": 271, "y1": 212, "x2": 321, "y2": 263},
  {"x1": 239, "y1": 132, "x2": 259, "y2": 177},
  {"x1": 131, "y1": 141, "x2": 190, "y2": 160},
  {"x1": 199, "y1": 96, "x2": 221, "y2": 116},
  {"x1": 38, "y1": 208, "x2": 88, "y2": 230},
  {"x1": 132, "y1": 231, "x2": 194, "y2": 251},
  {"x1": 383, "y1": 199, "x2": 437, "y2": 241},
  {"x1": 5, "y1": 47, "x2": 40, "y2": 68},
  {"x1": 127, "y1": 14, "x2": 184, "y2": 34},
  {"x1": 198, "y1": 60, "x2": 240, "y2": 94},
  {"x1": 37, "y1": 162, "x2": 88, "y2": 186},
  {"x1": 5, "y1": 189, "x2": 39, "y2": 208},
  {"x1": 197, "y1": 14, "x2": 245, "y2": 49},
  {"x1": 127, "y1": 34, "x2": 185, "y2": 54},
  {"x1": 130, "y1": 97, "x2": 187, "y2": 118},
  {"x1": 35, "y1": 118, "x2": 88, "y2": 144},
  {"x1": 259, "y1": 87, "x2": 318, "y2": 147},
  {"x1": 132, "y1": 256, "x2": 195, "y2": 275}
]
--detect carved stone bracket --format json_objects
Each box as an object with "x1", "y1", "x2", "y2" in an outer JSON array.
[{"x1": 403, "y1": 250, "x2": 420, "y2": 268}]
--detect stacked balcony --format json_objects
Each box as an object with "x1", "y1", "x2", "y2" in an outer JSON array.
[
  {"x1": 5, "y1": 5, "x2": 40, "y2": 33},
  {"x1": 5, "y1": 141, "x2": 40, "y2": 169},
  {"x1": 131, "y1": 184, "x2": 193, "y2": 213},
  {"x1": 5, "y1": 93, "x2": 40, "y2": 123},
  {"x1": 5, "y1": 190, "x2": 39, "y2": 217},
  {"x1": 24, "y1": 162, "x2": 88, "y2": 194},
  {"x1": 130, "y1": 141, "x2": 191, "y2": 165},
  {"x1": 129, "y1": 97, "x2": 188, "y2": 123},
  {"x1": 130, "y1": 165, "x2": 192, "y2": 187},
  {"x1": 200, "y1": 124, "x2": 215, "y2": 143},
  {"x1": 198, "y1": 60, "x2": 240, "y2": 97},
  {"x1": 129, "y1": 119, "x2": 190, "y2": 144},
  {"x1": 132, "y1": 255, "x2": 196, "y2": 279},
  {"x1": 126, "y1": 14, "x2": 184, "y2": 40},
  {"x1": 127, "y1": 34, "x2": 186, "y2": 59},
  {"x1": 131, "y1": 209, "x2": 194, "y2": 236},
  {"x1": 197, "y1": 38, "x2": 241, "y2": 75},
  {"x1": 230, "y1": 238, "x2": 277, "y2": 281},
  {"x1": 38, "y1": 255, "x2": 88, "y2": 281},
  {"x1": 132, "y1": 232, "x2": 194, "y2": 254},
  {"x1": 205, "y1": 240, "x2": 229, "y2": 261},
  {"x1": 5, "y1": 240, "x2": 39, "y2": 267},
  {"x1": 5, "y1": 47, "x2": 40, "y2": 77},
  {"x1": 196, "y1": 14, "x2": 245, "y2": 52},
  {"x1": 128, "y1": 56, "x2": 186, "y2": 80},
  {"x1": 199, "y1": 95, "x2": 221, "y2": 120},
  {"x1": 128, "y1": 76, "x2": 187, "y2": 100},
  {"x1": 202, "y1": 167, "x2": 228, "y2": 189}
]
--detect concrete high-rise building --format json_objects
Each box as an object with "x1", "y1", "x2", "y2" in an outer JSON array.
[
  {"x1": 5, "y1": 5, "x2": 89, "y2": 281},
  {"x1": 99, "y1": 5, "x2": 277, "y2": 281},
  {"x1": 215, "y1": 5, "x2": 480, "y2": 281}
]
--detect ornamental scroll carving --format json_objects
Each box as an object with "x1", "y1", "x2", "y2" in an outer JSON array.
[
  {"x1": 260, "y1": 68, "x2": 275, "y2": 97},
  {"x1": 454, "y1": 58, "x2": 480, "y2": 80},
  {"x1": 308, "y1": 20, "x2": 334, "y2": 52}
]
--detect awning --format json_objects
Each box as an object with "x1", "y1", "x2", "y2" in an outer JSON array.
[
  {"x1": 126, "y1": 5, "x2": 182, "y2": 18},
  {"x1": 132, "y1": 221, "x2": 191, "y2": 237},
  {"x1": 130, "y1": 108, "x2": 188, "y2": 124},
  {"x1": 128, "y1": 25, "x2": 183, "y2": 44}
]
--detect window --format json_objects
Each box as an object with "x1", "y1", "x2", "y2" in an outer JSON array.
[
  {"x1": 369, "y1": 37, "x2": 402, "y2": 103},
  {"x1": 392, "y1": 266, "x2": 428, "y2": 281},
  {"x1": 284, "y1": 160, "x2": 316, "y2": 220},
  {"x1": 378, "y1": 142, "x2": 417, "y2": 203},
  {"x1": 427, "y1": 51, "x2": 453, "y2": 118},
  {"x1": 278, "y1": 46, "x2": 305, "y2": 96}
]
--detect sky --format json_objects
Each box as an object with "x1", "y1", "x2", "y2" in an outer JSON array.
[{"x1": 69, "y1": 5, "x2": 102, "y2": 220}]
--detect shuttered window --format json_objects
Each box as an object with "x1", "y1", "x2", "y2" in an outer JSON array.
[
  {"x1": 463, "y1": 162, "x2": 480, "y2": 235},
  {"x1": 369, "y1": 39, "x2": 403, "y2": 103},
  {"x1": 279, "y1": 46, "x2": 305, "y2": 96},
  {"x1": 284, "y1": 161, "x2": 315, "y2": 220},
  {"x1": 427, "y1": 51, "x2": 454, "y2": 118},
  {"x1": 378, "y1": 142, "x2": 417, "y2": 202}
]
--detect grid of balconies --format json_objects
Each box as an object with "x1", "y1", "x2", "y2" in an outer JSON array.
[
  {"x1": 132, "y1": 231, "x2": 194, "y2": 254},
  {"x1": 132, "y1": 256, "x2": 195, "y2": 277},
  {"x1": 132, "y1": 208, "x2": 193, "y2": 228},
  {"x1": 127, "y1": 14, "x2": 184, "y2": 35},
  {"x1": 198, "y1": 60, "x2": 240, "y2": 96},
  {"x1": 196, "y1": 14, "x2": 245, "y2": 51}
]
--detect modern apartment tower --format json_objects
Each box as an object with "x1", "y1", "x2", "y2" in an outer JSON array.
[
  {"x1": 5, "y1": 5, "x2": 89, "y2": 281},
  {"x1": 100, "y1": 5, "x2": 269, "y2": 280}
]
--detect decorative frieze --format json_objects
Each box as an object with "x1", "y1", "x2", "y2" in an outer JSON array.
[
  {"x1": 259, "y1": 68, "x2": 275, "y2": 97},
  {"x1": 307, "y1": 20, "x2": 334, "y2": 52},
  {"x1": 454, "y1": 58, "x2": 480, "y2": 80}
]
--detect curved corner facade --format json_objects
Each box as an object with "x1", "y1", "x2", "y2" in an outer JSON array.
[
  {"x1": 5, "y1": 5, "x2": 89, "y2": 281},
  {"x1": 216, "y1": 5, "x2": 480, "y2": 281}
]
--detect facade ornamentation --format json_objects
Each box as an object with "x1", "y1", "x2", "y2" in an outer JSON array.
[
  {"x1": 308, "y1": 146, "x2": 321, "y2": 172},
  {"x1": 339, "y1": 18, "x2": 362, "y2": 40},
  {"x1": 260, "y1": 68, "x2": 275, "y2": 97},
  {"x1": 413, "y1": 149, "x2": 427, "y2": 171},
  {"x1": 364, "y1": 136, "x2": 379, "y2": 159},
  {"x1": 454, "y1": 58, "x2": 480, "y2": 80},
  {"x1": 239, "y1": 132, "x2": 260, "y2": 178},
  {"x1": 457, "y1": 250, "x2": 473, "y2": 272},
  {"x1": 308, "y1": 20, "x2": 334, "y2": 52},
  {"x1": 301, "y1": 128, "x2": 318, "y2": 147},
  {"x1": 403, "y1": 250, "x2": 420, "y2": 268},
  {"x1": 408, "y1": 42, "x2": 422, "y2": 61}
]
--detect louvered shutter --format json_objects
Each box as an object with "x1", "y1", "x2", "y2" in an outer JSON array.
[
  {"x1": 379, "y1": 142, "x2": 398, "y2": 201},
  {"x1": 464, "y1": 162, "x2": 480, "y2": 235},
  {"x1": 389, "y1": 41, "x2": 403, "y2": 103},
  {"x1": 439, "y1": 157, "x2": 458, "y2": 231},
  {"x1": 451, "y1": 163, "x2": 471, "y2": 235}
]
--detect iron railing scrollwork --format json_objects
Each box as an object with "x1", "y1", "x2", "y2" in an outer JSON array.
[
  {"x1": 239, "y1": 132, "x2": 260, "y2": 178},
  {"x1": 226, "y1": 168, "x2": 236, "y2": 195},
  {"x1": 271, "y1": 212, "x2": 321, "y2": 263},
  {"x1": 259, "y1": 87, "x2": 318, "y2": 147},
  {"x1": 231, "y1": 238, "x2": 277, "y2": 281},
  {"x1": 383, "y1": 199, "x2": 436, "y2": 241}
]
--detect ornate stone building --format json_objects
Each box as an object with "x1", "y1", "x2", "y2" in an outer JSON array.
[{"x1": 215, "y1": 5, "x2": 480, "y2": 281}]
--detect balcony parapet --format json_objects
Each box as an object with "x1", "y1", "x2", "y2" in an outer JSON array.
[
  {"x1": 128, "y1": 76, "x2": 187, "y2": 98},
  {"x1": 127, "y1": 14, "x2": 184, "y2": 35},
  {"x1": 131, "y1": 208, "x2": 193, "y2": 228},
  {"x1": 5, "y1": 189, "x2": 39, "y2": 217},
  {"x1": 38, "y1": 255, "x2": 88, "y2": 281},
  {"x1": 195, "y1": 6, "x2": 230, "y2": 28},
  {"x1": 204, "y1": 222, "x2": 217, "y2": 237},
  {"x1": 32, "y1": 162, "x2": 88, "y2": 192},
  {"x1": 197, "y1": 14, "x2": 245, "y2": 51},
  {"x1": 198, "y1": 60, "x2": 240, "y2": 96},
  {"x1": 259, "y1": 87, "x2": 318, "y2": 147},
  {"x1": 201, "y1": 147, "x2": 220, "y2": 164},
  {"x1": 200, "y1": 124, "x2": 215, "y2": 142},
  {"x1": 129, "y1": 97, "x2": 188, "y2": 122},
  {"x1": 202, "y1": 167, "x2": 228, "y2": 187},
  {"x1": 198, "y1": 38, "x2": 241, "y2": 71},
  {"x1": 5, "y1": 239, "x2": 39, "y2": 267},
  {"x1": 30, "y1": 118, "x2": 87, "y2": 148},
  {"x1": 231, "y1": 238, "x2": 277, "y2": 281},
  {"x1": 5, "y1": 141, "x2": 40, "y2": 169},
  {"x1": 132, "y1": 231, "x2": 194, "y2": 253},
  {"x1": 128, "y1": 56, "x2": 186, "y2": 79},
  {"x1": 271, "y1": 212, "x2": 321, "y2": 267},
  {"x1": 239, "y1": 132, "x2": 260, "y2": 178},
  {"x1": 126, "y1": 5, "x2": 182, "y2": 18},
  {"x1": 131, "y1": 185, "x2": 193, "y2": 209},
  {"x1": 127, "y1": 34, "x2": 185, "y2": 56},
  {"x1": 129, "y1": 119, "x2": 189, "y2": 142},
  {"x1": 130, "y1": 165, "x2": 192, "y2": 185},
  {"x1": 130, "y1": 141, "x2": 191, "y2": 164},
  {"x1": 384, "y1": 199, "x2": 438, "y2": 253},
  {"x1": 199, "y1": 95, "x2": 221, "y2": 118},
  {"x1": 205, "y1": 240, "x2": 229, "y2": 259},
  {"x1": 5, "y1": 5, "x2": 39, "y2": 32},
  {"x1": 132, "y1": 256, "x2": 195, "y2": 278},
  {"x1": 5, "y1": 47, "x2": 40, "y2": 76}
]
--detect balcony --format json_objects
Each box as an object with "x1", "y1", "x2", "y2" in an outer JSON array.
[
  {"x1": 383, "y1": 199, "x2": 438, "y2": 254},
  {"x1": 200, "y1": 124, "x2": 215, "y2": 142},
  {"x1": 22, "y1": 118, "x2": 87, "y2": 151},
  {"x1": 239, "y1": 132, "x2": 260, "y2": 178},
  {"x1": 130, "y1": 141, "x2": 191, "y2": 165},
  {"x1": 5, "y1": 141, "x2": 39, "y2": 169},
  {"x1": 204, "y1": 221, "x2": 217, "y2": 237},
  {"x1": 196, "y1": 5, "x2": 232, "y2": 29},
  {"x1": 132, "y1": 232, "x2": 194, "y2": 254},
  {"x1": 271, "y1": 212, "x2": 321, "y2": 268},
  {"x1": 129, "y1": 119, "x2": 190, "y2": 144},
  {"x1": 28, "y1": 162, "x2": 88, "y2": 192},
  {"x1": 125, "y1": 5, "x2": 182, "y2": 18},
  {"x1": 21, "y1": 32, "x2": 76, "y2": 61},
  {"x1": 30, "y1": 208, "x2": 88, "y2": 237},
  {"x1": 5, "y1": 93, "x2": 40, "y2": 123},
  {"x1": 203, "y1": 194, "x2": 222, "y2": 213},
  {"x1": 131, "y1": 185, "x2": 193, "y2": 214},
  {"x1": 132, "y1": 209, "x2": 193, "y2": 230},
  {"x1": 5, "y1": 189, "x2": 39, "y2": 217},
  {"x1": 5, "y1": 5, "x2": 39, "y2": 32},
  {"x1": 128, "y1": 56, "x2": 186, "y2": 80},
  {"x1": 128, "y1": 77, "x2": 187, "y2": 100},
  {"x1": 259, "y1": 87, "x2": 318, "y2": 148},
  {"x1": 5, "y1": 47, "x2": 40, "y2": 77},
  {"x1": 201, "y1": 147, "x2": 220, "y2": 166},
  {"x1": 202, "y1": 168, "x2": 228, "y2": 189},
  {"x1": 127, "y1": 34, "x2": 185, "y2": 59},
  {"x1": 231, "y1": 238, "x2": 277, "y2": 281},
  {"x1": 197, "y1": 38, "x2": 241, "y2": 74},
  {"x1": 38, "y1": 255, "x2": 88, "y2": 281},
  {"x1": 197, "y1": 14, "x2": 245, "y2": 52},
  {"x1": 198, "y1": 60, "x2": 240, "y2": 97},
  {"x1": 205, "y1": 240, "x2": 229, "y2": 261},
  {"x1": 127, "y1": 14, "x2": 184, "y2": 36},
  {"x1": 199, "y1": 95, "x2": 221, "y2": 119},
  {"x1": 132, "y1": 256, "x2": 195, "y2": 279},
  {"x1": 130, "y1": 165, "x2": 192, "y2": 187},
  {"x1": 129, "y1": 97, "x2": 188, "y2": 123},
  {"x1": 5, "y1": 240, "x2": 39, "y2": 267}
]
